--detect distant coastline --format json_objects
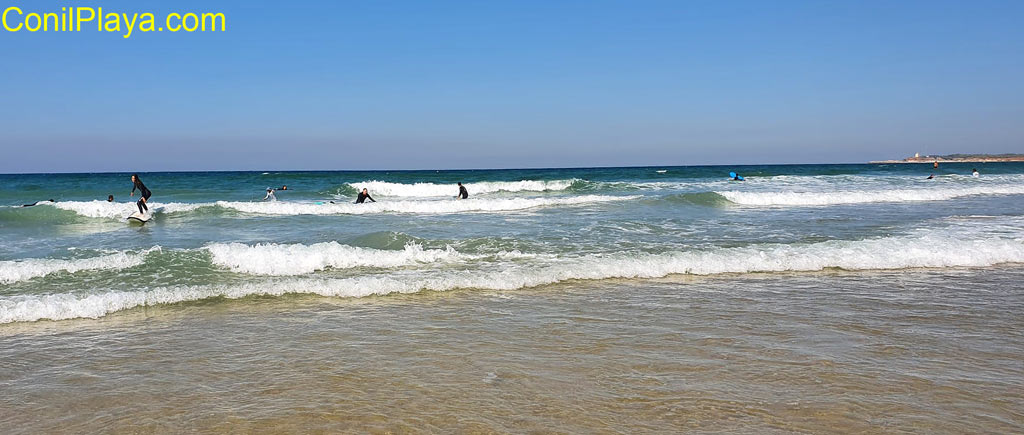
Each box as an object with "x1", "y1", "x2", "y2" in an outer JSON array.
[{"x1": 870, "y1": 153, "x2": 1024, "y2": 164}]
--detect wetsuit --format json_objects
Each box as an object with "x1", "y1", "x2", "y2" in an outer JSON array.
[
  {"x1": 355, "y1": 192, "x2": 375, "y2": 204},
  {"x1": 458, "y1": 185, "x2": 469, "y2": 199},
  {"x1": 132, "y1": 179, "x2": 152, "y2": 213},
  {"x1": 21, "y1": 199, "x2": 54, "y2": 207}
]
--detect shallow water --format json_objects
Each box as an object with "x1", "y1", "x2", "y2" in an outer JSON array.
[
  {"x1": 1, "y1": 163, "x2": 1023, "y2": 431},
  {"x1": 1, "y1": 268, "x2": 1022, "y2": 433}
]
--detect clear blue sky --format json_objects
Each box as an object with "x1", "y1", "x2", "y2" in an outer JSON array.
[{"x1": 1, "y1": 0, "x2": 1022, "y2": 172}]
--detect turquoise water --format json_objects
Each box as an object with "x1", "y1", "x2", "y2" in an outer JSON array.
[{"x1": 2, "y1": 163, "x2": 1023, "y2": 322}]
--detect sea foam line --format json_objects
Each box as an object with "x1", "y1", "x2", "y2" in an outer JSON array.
[
  {"x1": 206, "y1": 242, "x2": 535, "y2": 276},
  {"x1": 51, "y1": 200, "x2": 206, "y2": 219},
  {"x1": 43, "y1": 195, "x2": 634, "y2": 219},
  {"x1": 0, "y1": 250, "x2": 154, "y2": 285},
  {"x1": 217, "y1": 195, "x2": 638, "y2": 215},
  {"x1": 348, "y1": 179, "x2": 578, "y2": 197},
  {"x1": 717, "y1": 185, "x2": 1024, "y2": 206},
  {"x1": 3, "y1": 232, "x2": 1022, "y2": 323}
]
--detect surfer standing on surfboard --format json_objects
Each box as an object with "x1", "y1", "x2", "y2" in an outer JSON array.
[{"x1": 130, "y1": 174, "x2": 152, "y2": 214}]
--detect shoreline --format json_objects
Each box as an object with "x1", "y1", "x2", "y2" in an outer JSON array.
[{"x1": 3, "y1": 267, "x2": 1022, "y2": 433}]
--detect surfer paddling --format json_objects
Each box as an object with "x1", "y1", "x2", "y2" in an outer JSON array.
[
  {"x1": 21, "y1": 199, "x2": 54, "y2": 207},
  {"x1": 355, "y1": 188, "x2": 376, "y2": 204}
]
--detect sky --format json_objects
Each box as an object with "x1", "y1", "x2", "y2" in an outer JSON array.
[{"x1": 1, "y1": 0, "x2": 1022, "y2": 172}]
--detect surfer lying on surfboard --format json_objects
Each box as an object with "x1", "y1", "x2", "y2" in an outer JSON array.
[{"x1": 21, "y1": 199, "x2": 54, "y2": 207}]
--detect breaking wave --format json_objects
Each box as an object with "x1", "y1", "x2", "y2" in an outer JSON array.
[
  {"x1": 0, "y1": 250, "x2": 152, "y2": 285},
  {"x1": 38, "y1": 195, "x2": 636, "y2": 219},
  {"x1": 216, "y1": 195, "x2": 637, "y2": 215},
  {"x1": 206, "y1": 242, "x2": 533, "y2": 276},
  {"x1": 345, "y1": 179, "x2": 579, "y2": 197},
  {"x1": 50, "y1": 200, "x2": 207, "y2": 219},
  {"x1": 717, "y1": 185, "x2": 1024, "y2": 206},
  {"x1": 3, "y1": 230, "x2": 1022, "y2": 323}
]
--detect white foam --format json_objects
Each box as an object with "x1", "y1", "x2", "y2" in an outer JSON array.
[
  {"x1": 718, "y1": 185, "x2": 1024, "y2": 206},
  {"x1": 217, "y1": 195, "x2": 637, "y2": 215},
  {"x1": 4, "y1": 230, "x2": 1022, "y2": 323},
  {"x1": 52, "y1": 200, "x2": 205, "y2": 219},
  {"x1": 349, "y1": 179, "x2": 577, "y2": 197},
  {"x1": 206, "y1": 242, "x2": 494, "y2": 275},
  {"x1": 0, "y1": 251, "x2": 149, "y2": 284}
]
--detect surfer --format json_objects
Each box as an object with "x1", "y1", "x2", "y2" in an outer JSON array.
[
  {"x1": 263, "y1": 185, "x2": 290, "y2": 201},
  {"x1": 456, "y1": 182, "x2": 469, "y2": 199},
  {"x1": 729, "y1": 172, "x2": 745, "y2": 181},
  {"x1": 972, "y1": 168, "x2": 980, "y2": 178},
  {"x1": 21, "y1": 199, "x2": 54, "y2": 207},
  {"x1": 927, "y1": 174, "x2": 935, "y2": 179},
  {"x1": 355, "y1": 188, "x2": 376, "y2": 204},
  {"x1": 107, "y1": 195, "x2": 114, "y2": 202},
  {"x1": 129, "y1": 173, "x2": 152, "y2": 214}
]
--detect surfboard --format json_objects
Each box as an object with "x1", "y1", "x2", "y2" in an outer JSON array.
[{"x1": 127, "y1": 212, "x2": 151, "y2": 224}]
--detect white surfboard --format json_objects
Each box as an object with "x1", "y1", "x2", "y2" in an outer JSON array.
[{"x1": 127, "y1": 211, "x2": 152, "y2": 223}]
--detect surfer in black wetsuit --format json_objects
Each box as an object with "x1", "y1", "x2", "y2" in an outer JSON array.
[
  {"x1": 456, "y1": 182, "x2": 469, "y2": 199},
  {"x1": 130, "y1": 173, "x2": 152, "y2": 214},
  {"x1": 355, "y1": 188, "x2": 375, "y2": 204},
  {"x1": 21, "y1": 199, "x2": 54, "y2": 207}
]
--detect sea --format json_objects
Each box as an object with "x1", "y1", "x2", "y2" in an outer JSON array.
[{"x1": 1, "y1": 163, "x2": 1022, "y2": 432}]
